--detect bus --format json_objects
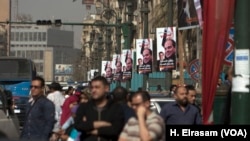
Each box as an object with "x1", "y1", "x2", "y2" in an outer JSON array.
[
  {"x1": 0, "y1": 57, "x2": 37, "y2": 126},
  {"x1": 0, "y1": 57, "x2": 37, "y2": 97}
]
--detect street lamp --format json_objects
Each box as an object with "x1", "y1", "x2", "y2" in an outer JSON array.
[
  {"x1": 96, "y1": 33, "x2": 103, "y2": 75},
  {"x1": 89, "y1": 29, "x2": 95, "y2": 48},
  {"x1": 141, "y1": 0, "x2": 150, "y2": 91},
  {"x1": 118, "y1": 0, "x2": 125, "y2": 14},
  {"x1": 88, "y1": 29, "x2": 95, "y2": 70},
  {"x1": 100, "y1": 0, "x2": 120, "y2": 61},
  {"x1": 115, "y1": 17, "x2": 122, "y2": 54}
]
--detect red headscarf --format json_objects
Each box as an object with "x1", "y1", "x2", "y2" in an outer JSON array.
[{"x1": 60, "y1": 95, "x2": 79, "y2": 126}]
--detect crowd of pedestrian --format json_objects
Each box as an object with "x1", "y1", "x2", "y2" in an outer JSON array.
[{"x1": 18, "y1": 75, "x2": 204, "y2": 141}]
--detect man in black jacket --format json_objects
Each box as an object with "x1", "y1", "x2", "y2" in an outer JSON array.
[{"x1": 74, "y1": 76, "x2": 124, "y2": 141}]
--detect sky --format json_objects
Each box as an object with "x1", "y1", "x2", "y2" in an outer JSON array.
[{"x1": 17, "y1": 0, "x2": 95, "y2": 49}]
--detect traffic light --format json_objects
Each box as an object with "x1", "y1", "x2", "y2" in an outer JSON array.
[
  {"x1": 54, "y1": 19, "x2": 62, "y2": 27},
  {"x1": 36, "y1": 19, "x2": 62, "y2": 26},
  {"x1": 36, "y1": 20, "x2": 52, "y2": 25}
]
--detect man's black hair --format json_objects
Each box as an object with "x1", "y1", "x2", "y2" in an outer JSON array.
[
  {"x1": 131, "y1": 91, "x2": 151, "y2": 102},
  {"x1": 185, "y1": 85, "x2": 195, "y2": 91},
  {"x1": 169, "y1": 84, "x2": 177, "y2": 91},
  {"x1": 91, "y1": 76, "x2": 109, "y2": 86},
  {"x1": 32, "y1": 76, "x2": 45, "y2": 87},
  {"x1": 112, "y1": 86, "x2": 128, "y2": 103}
]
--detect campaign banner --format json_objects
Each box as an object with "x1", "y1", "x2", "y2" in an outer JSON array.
[
  {"x1": 136, "y1": 39, "x2": 153, "y2": 74},
  {"x1": 112, "y1": 54, "x2": 122, "y2": 81},
  {"x1": 178, "y1": 0, "x2": 199, "y2": 28},
  {"x1": 101, "y1": 61, "x2": 113, "y2": 83},
  {"x1": 156, "y1": 27, "x2": 177, "y2": 72},
  {"x1": 121, "y1": 49, "x2": 133, "y2": 81},
  {"x1": 194, "y1": 0, "x2": 203, "y2": 28},
  {"x1": 55, "y1": 64, "x2": 73, "y2": 75}
]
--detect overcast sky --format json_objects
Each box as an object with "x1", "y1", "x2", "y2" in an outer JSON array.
[{"x1": 17, "y1": 0, "x2": 95, "y2": 48}]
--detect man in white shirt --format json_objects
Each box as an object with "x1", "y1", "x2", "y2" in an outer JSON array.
[{"x1": 47, "y1": 82, "x2": 65, "y2": 141}]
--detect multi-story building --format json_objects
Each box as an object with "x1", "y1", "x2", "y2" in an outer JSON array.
[
  {"x1": 10, "y1": 24, "x2": 81, "y2": 82},
  {"x1": 0, "y1": 0, "x2": 10, "y2": 56}
]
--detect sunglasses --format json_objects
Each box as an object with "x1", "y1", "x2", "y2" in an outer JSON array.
[{"x1": 30, "y1": 85, "x2": 42, "y2": 89}]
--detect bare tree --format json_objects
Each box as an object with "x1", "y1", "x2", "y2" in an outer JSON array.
[
  {"x1": 16, "y1": 14, "x2": 33, "y2": 22},
  {"x1": 150, "y1": 0, "x2": 178, "y2": 29}
]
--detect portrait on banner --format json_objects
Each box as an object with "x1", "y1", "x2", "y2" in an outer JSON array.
[
  {"x1": 156, "y1": 27, "x2": 177, "y2": 72},
  {"x1": 121, "y1": 49, "x2": 133, "y2": 81},
  {"x1": 136, "y1": 39, "x2": 153, "y2": 74}
]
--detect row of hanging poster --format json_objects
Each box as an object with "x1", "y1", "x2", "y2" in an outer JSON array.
[
  {"x1": 101, "y1": 0, "x2": 204, "y2": 82},
  {"x1": 101, "y1": 27, "x2": 178, "y2": 83}
]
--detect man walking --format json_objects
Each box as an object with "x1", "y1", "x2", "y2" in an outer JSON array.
[
  {"x1": 74, "y1": 76, "x2": 124, "y2": 141},
  {"x1": 21, "y1": 76, "x2": 55, "y2": 141},
  {"x1": 47, "y1": 82, "x2": 65, "y2": 141}
]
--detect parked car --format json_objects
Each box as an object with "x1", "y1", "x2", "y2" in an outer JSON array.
[
  {"x1": 150, "y1": 94, "x2": 175, "y2": 114},
  {"x1": 13, "y1": 95, "x2": 29, "y2": 127}
]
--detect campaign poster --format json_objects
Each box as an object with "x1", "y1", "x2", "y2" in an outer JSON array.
[
  {"x1": 121, "y1": 49, "x2": 133, "y2": 81},
  {"x1": 156, "y1": 27, "x2": 177, "y2": 72},
  {"x1": 136, "y1": 39, "x2": 153, "y2": 74},
  {"x1": 55, "y1": 64, "x2": 73, "y2": 75},
  {"x1": 112, "y1": 54, "x2": 123, "y2": 81},
  {"x1": 101, "y1": 61, "x2": 113, "y2": 83},
  {"x1": 178, "y1": 0, "x2": 199, "y2": 28}
]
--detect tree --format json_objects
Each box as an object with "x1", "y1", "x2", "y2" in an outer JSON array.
[{"x1": 16, "y1": 14, "x2": 33, "y2": 22}]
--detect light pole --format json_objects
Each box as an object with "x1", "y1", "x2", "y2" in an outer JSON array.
[
  {"x1": 88, "y1": 29, "x2": 95, "y2": 70},
  {"x1": 141, "y1": 0, "x2": 150, "y2": 91},
  {"x1": 101, "y1": 0, "x2": 117, "y2": 61},
  {"x1": 116, "y1": 17, "x2": 122, "y2": 54},
  {"x1": 97, "y1": 33, "x2": 103, "y2": 75},
  {"x1": 105, "y1": 27, "x2": 112, "y2": 60}
]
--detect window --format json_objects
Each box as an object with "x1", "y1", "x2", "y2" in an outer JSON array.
[
  {"x1": 15, "y1": 32, "x2": 19, "y2": 41},
  {"x1": 35, "y1": 63, "x2": 44, "y2": 72},
  {"x1": 38, "y1": 32, "x2": 42, "y2": 41},
  {"x1": 21, "y1": 51, "x2": 25, "y2": 57},
  {"x1": 29, "y1": 32, "x2": 33, "y2": 41},
  {"x1": 26, "y1": 51, "x2": 30, "y2": 58},
  {"x1": 34, "y1": 32, "x2": 37, "y2": 41},
  {"x1": 11, "y1": 32, "x2": 14, "y2": 41},
  {"x1": 39, "y1": 51, "x2": 43, "y2": 59},
  {"x1": 20, "y1": 32, "x2": 23, "y2": 41},
  {"x1": 10, "y1": 51, "x2": 15, "y2": 56},
  {"x1": 30, "y1": 51, "x2": 35, "y2": 60},
  {"x1": 24, "y1": 32, "x2": 28, "y2": 41},
  {"x1": 17, "y1": 51, "x2": 21, "y2": 57},
  {"x1": 42, "y1": 32, "x2": 46, "y2": 41}
]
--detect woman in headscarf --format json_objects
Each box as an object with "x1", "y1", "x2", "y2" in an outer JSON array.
[{"x1": 60, "y1": 94, "x2": 79, "y2": 127}]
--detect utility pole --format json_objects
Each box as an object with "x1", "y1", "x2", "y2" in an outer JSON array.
[
  {"x1": 124, "y1": 0, "x2": 134, "y2": 89},
  {"x1": 166, "y1": 0, "x2": 173, "y2": 89},
  {"x1": 231, "y1": 0, "x2": 250, "y2": 124},
  {"x1": 141, "y1": 0, "x2": 150, "y2": 91},
  {"x1": 106, "y1": 27, "x2": 112, "y2": 60},
  {"x1": 116, "y1": 17, "x2": 122, "y2": 54},
  {"x1": 97, "y1": 33, "x2": 103, "y2": 76}
]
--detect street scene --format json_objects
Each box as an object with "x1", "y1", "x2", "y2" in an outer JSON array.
[{"x1": 0, "y1": 0, "x2": 249, "y2": 141}]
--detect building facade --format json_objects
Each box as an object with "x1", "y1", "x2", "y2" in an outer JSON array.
[
  {"x1": 10, "y1": 24, "x2": 81, "y2": 82},
  {"x1": 0, "y1": 0, "x2": 10, "y2": 56}
]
